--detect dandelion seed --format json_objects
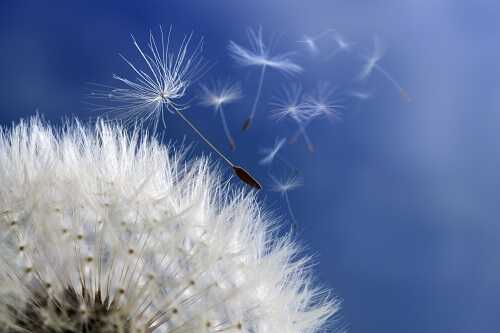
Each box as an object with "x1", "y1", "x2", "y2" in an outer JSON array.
[
  {"x1": 199, "y1": 80, "x2": 242, "y2": 151},
  {"x1": 259, "y1": 137, "x2": 286, "y2": 166},
  {"x1": 91, "y1": 26, "x2": 207, "y2": 131},
  {"x1": 304, "y1": 81, "x2": 344, "y2": 121},
  {"x1": 270, "y1": 84, "x2": 317, "y2": 153},
  {"x1": 259, "y1": 137, "x2": 298, "y2": 172},
  {"x1": 228, "y1": 27, "x2": 303, "y2": 131},
  {"x1": 357, "y1": 35, "x2": 384, "y2": 81},
  {"x1": 324, "y1": 30, "x2": 355, "y2": 59},
  {"x1": 297, "y1": 29, "x2": 335, "y2": 56},
  {"x1": 270, "y1": 173, "x2": 303, "y2": 227},
  {"x1": 357, "y1": 36, "x2": 411, "y2": 102},
  {"x1": 0, "y1": 117, "x2": 338, "y2": 332},
  {"x1": 298, "y1": 35, "x2": 319, "y2": 55},
  {"x1": 287, "y1": 83, "x2": 343, "y2": 150},
  {"x1": 270, "y1": 84, "x2": 315, "y2": 122},
  {"x1": 92, "y1": 27, "x2": 258, "y2": 189},
  {"x1": 349, "y1": 90, "x2": 373, "y2": 100}
]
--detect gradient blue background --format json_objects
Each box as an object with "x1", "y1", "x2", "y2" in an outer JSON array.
[{"x1": 0, "y1": 1, "x2": 498, "y2": 332}]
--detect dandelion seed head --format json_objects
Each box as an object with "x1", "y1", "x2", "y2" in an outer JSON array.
[
  {"x1": 298, "y1": 29, "x2": 338, "y2": 56},
  {"x1": 270, "y1": 84, "x2": 316, "y2": 123},
  {"x1": 228, "y1": 27, "x2": 302, "y2": 75},
  {"x1": 349, "y1": 90, "x2": 373, "y2": 100},
  {"x1": 258, "y1": 137, "x2": 287, "y2": 166},
  {"x1": 304, "y1": 82, "x2": 344, "y2": 121},
  {"x1": 357, "y1": 35, "x2": 385, "y2": 81},
  {"x1": 199, "y1": 80, "x2": 242, "y2": 112},
  {"x1": 0, "y1": 117, "x2": 338, "y2": 332},
  {"x1": 91, "y1": 26, "x2": 207, "y2": 129},
  {"x1": 322, "y1": 30, "x2": 355, "y2": 60},
  {"x1": 301, "y1": 36, "x2": 316, "y2": 48},
  {"x1": 331, "y1": 31, "x2": 353, "y2": 51},
  {"x1": 270, "y1": 174, "x2": 303, "y2": 194},
  {"x1": 297, "y1": 35, "x2": 319, "y2": 55}
]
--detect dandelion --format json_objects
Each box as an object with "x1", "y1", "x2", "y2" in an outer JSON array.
[
  {"x1": 324, "y1": 30, "x2": 355, "y2": 59},
  {"x1": 349, "y1": 90, "x2": 373, "y2": 100},
  {"x1": 270, "y1": 84, "x2": 315, "y2": 122},
  {"x1": 357, "y1": 36, "x2": 411, "y2": 102},
  {"x1": 91, "y1": 26, "x2": 207, "y2": 131},
  {"x1": 304, "y1": 82, "x2": 344, "y2": 121},
  {"x1": 288, "y1": 82, "x2": 344, "y2": 149},
  {"x1": 357, "y1": 36, "x2": 383, "y2": 81},
  {"x1": 0, "y1": 117, "x2": 339, "y2": 333},
  {"x1": 297, "y1": 29, "x2": 335, "y2": 56},
  {"x1": 199, "y1": 80, "x2": 242, "y2": 151},
  {"x1": 270, "y1": 84, "x2": 317, "y2": 153},
  {"x1": 228, "y1": 27, "x2": 303, "y2": 131},
  {"x1": 93, "y1": 27, "x2": 259, "y2": 189},
  {"x1": 259, "y1": 137, "x2": 286, "y2": 166},
  {"x1": 270, "y1": 173, "x2": 303, "y2": 227},
  {"x1": 258, "y1": 137, "x2": 297, "y2": 172}
]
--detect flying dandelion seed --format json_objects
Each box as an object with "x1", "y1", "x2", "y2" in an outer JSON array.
[
  {"x1": 270, "y1": 173, "x2": 303, "y2": 228},
  {"x1": 258, "y1": 137, "x2": 298, "y2": 172},
  {"x1": 228, "y1": 27, "x2": 303, "y2": 131},
  {"x1": 357, "y1": 36, "x2": 411, "y2": 102},
  {"x1": 270, "y1": 84, "x2": 318, "y2": 153},
  {"x1": 0, "y1": 117, "x2": 338, "y2": 333},
  {"x1": 92, "y1": 27, "x2": 259, "y2": 189},
  {"x1": 91, "y1": 26, "x2": 207, "y2": 131},
  {"x1": 259, "y1": 137, "x2": 286, "y2": 165},
  {"x1": 357, "y1": 36, "x2": 384, "y2": 81},
  {"x1": 199, "y1": 79, "x2": 242, "y2": 151},
  {"x1": 324, "y1": 30, "x2": 355, "y2": 60},
  {"x1": 304, "y1": 81, "x2": 344, "y2": 121},
  {"x1": 349, "y1": 90, "x2": 373, "y2": 100},
  {"x1": 297, "y1": 29, "x2": 335, "y2": 56},
  {"x1": 288, "y1": 82, "x2": 344, "y2": 148}
]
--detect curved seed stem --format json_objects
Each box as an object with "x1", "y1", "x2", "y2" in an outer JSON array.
[
  {"x1": 175, "y1": 109, "x2": 233, "y2": 167},
  {"x1": 219, "y1": 107, "x2": 236, "y2": 151},
  {"x1": 243, "y1": 65, "x2": 266, "y2": 131},
  {"x1": 175, "y1": 109, "x2": 261, "y2": 190},
  {"x1": 374, "y1": 64, "x2": 411, "y2": 102},
  {"x1": 284, "y1": 192, "x2": 297, "y2": 225}
]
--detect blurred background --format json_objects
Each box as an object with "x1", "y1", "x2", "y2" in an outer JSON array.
[{"x1": 0, "y1": 0, "x2": 498, "y2": 332}]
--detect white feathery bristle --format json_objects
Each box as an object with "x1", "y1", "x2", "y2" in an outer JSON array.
[
  {"x1": 0, "y1": 117, "x2": 338, "y2": 332},
  {"x1": 228, "y1": 27, "x2": 302, "y2": 75}
]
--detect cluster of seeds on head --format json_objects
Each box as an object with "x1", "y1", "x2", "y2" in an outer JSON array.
[
  {"x1": 0, "y1": 120, "x2": 338, "y2": 333},
  {"x1": 4, "y1": 286, "x2": 130, "y2": 333}
]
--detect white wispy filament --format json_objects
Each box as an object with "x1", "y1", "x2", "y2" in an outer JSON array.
[{"x1": 0, "y1": 117, "x2": 338, "y2": 332}]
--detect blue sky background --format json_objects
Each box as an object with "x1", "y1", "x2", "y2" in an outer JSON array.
[{"x1": 1, "y1": 1, "x2": 499, "y2": 332}]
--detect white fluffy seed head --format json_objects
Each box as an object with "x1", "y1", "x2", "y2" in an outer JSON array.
[{"x1": 0, "y1": 117, "x2": 339, "y2": 332}]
